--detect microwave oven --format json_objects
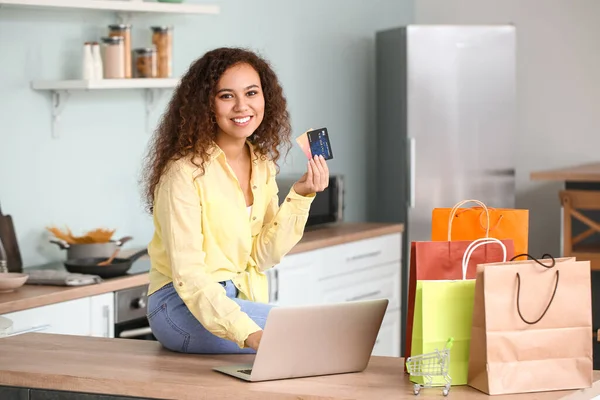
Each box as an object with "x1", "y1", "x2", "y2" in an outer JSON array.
[{"x1": 276, "y1": 174, "x2": 345, "y2": 227}]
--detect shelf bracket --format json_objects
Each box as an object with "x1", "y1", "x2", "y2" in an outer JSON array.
[
  {"x1": 145, "y1": 88, "x2": 167, "y2": 134},
  {"x1": 115, "y1": 11, "x2": 134, "y2": 25},
  {"x1": 51, "y1": 90, "x2": 70, "y2": 139}
]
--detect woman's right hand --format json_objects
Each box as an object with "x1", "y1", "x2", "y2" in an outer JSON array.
[{"x1": 245, "y1": 330, "x2": 263, "y2": 351}]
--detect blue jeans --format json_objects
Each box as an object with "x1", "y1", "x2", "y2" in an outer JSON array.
[{"x1": 147, "y1": 280, "x2": 274, "y2": 354}]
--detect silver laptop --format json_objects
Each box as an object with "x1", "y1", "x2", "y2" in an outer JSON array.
[{"x1": 213, "y1": 298, "x2": 389, "y2": 382}]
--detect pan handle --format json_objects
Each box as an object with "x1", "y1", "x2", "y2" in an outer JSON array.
[
  {"x1": 114, "y1": 236, "x2": 133, "y2": 247},
  {"x1": 49, "y1": 238, "x2": 70, "y2": 250},
  {"x1": 126, "y1": 248, "x2": 149, "y2": 263}
]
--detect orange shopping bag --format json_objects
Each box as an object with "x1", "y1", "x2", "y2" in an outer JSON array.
[{"x1": 432, "y1": 199, "x2": 529, "y2": 259}]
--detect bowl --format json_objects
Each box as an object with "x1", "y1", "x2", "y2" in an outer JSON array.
[{"x1": 0, "y1": 273, "x2": 29, "y2": 293}]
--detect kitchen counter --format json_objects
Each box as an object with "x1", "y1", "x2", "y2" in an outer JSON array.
[
  {"x1": 0, "y1": 222, "x2": 403, "y2": 315},
  {"x1": 1, "y1": 332, "x2": 599, "y2": 400},
  {"x1": 530, "y1": 162, "x2": 600, "y2": 182}
]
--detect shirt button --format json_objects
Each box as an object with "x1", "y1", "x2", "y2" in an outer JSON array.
[
  {"x1": 286, "y1": 198, "x2": 291, "y2": 202},
  {"x1": 252, "y1": 216, "x2": 257, "y2": 220},
  {"x1": 274, "y1": 222, "x2": 278, "y2": 226},
  {"x1": 178, "y1": 282, "x2": 183, "y2": 287},
  {"x1": 252, "y1": 185, "x2": 257, "y2": 189}
]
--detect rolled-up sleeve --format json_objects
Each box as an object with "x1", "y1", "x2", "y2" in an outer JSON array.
[
  {"x1": 251, "y1": 182, "x2": 315, "y2": 271},
  {"x1": 155, "y1": 164, "x2": 261, "y2": 348}
]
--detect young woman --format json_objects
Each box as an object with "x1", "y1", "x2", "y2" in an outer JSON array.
[{"x1": 142, "y1": 47, "x2": 329, "y2": 354}]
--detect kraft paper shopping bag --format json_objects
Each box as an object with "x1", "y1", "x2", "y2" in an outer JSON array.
[
  {"x1": 409, "y1": 238, "x2": 508, "y2": 386},
  {"x1": 431, "y1": 199, "x2": 529, "y2": 259},
  {"x1": 404, "y1": 238, "x2": 514, "y2": 369},
  {"x1": 468, "y1": 255, "x2": 593, "y2": 395}
]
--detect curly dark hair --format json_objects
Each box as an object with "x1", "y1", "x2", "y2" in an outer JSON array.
[{"x1": 141, "y1": 47, "x2": 292, "y2": 213}]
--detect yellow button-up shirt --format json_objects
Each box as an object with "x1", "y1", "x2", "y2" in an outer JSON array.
[{"x1": 147, "y1": 142, "x2": 314, "y2": 348}]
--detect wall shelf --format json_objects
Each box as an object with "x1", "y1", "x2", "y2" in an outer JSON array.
[
  {"x1": 31, "y1": 79, "x2": 179, "y2": 137},
  {"x1": 5, "y1": 0, "x2": 213, "y2": 138},
  {"x1": 0, "y1": 0, "x2": 219, "y2": 14},
  {"x1": 32, "y1": 78, "x2": 180, "y2": 90}
]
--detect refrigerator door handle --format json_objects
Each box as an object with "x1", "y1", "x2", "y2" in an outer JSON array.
[
  {"x1": 408, "y1": 137, "x2": 416, "y2": 208},
  {"x1": 482, "y1": 168, "x2": 516, "y2": 177}
]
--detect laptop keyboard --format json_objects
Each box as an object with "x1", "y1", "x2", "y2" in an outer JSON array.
[{"x1": 238, "y1": 369, "x2": 252, "y2": 375}]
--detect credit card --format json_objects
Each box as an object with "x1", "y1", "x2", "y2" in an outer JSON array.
[{"x1": 295, "y1": 128, "x2": 334, "y2": 160}]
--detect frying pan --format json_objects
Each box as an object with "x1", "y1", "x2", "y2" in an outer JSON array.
[{"x1": 64, "y1": 249, "x2": 148, "y2": 279}]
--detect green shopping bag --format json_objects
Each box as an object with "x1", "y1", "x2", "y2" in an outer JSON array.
[{"x1": 409, "y1": 238, "x2": 507, "y2": 386}]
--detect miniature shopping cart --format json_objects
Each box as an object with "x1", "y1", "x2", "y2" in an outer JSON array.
[{"x1": 405, "y1": 338, "x2": 454, "y2": 397}]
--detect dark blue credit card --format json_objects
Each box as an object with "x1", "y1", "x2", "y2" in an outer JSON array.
[{"x1": 307, "y1": 128, "x2": 334, "y2": 160}]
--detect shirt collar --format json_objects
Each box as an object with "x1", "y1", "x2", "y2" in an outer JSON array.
[{"x1": 207, "y1": 139, "x2": 257, "y2": 162}]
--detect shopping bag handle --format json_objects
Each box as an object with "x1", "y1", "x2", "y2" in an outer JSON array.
[
  {"x1": 510, "y1": 253, "x2": 556, "y2": 267},
  {"x1": 512, "y1": 253, "x2": 558, "y2": 325},
  {"x1": 448, "y1": 199, "x2": 491, "y2": 240},
  {"x1": 461, "y1": 238, "x2": 507, "y2": 280}
]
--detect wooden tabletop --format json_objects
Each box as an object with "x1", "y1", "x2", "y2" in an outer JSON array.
[
  {"x1": 0, "y1": 223, "x2": 404, "y2": 315},
  {"x1": 0, "y1": 333, "x2": 598, "y2": 400},
  {"x1": 530, "y1": 162, "x2": 600, "y2": 182}
]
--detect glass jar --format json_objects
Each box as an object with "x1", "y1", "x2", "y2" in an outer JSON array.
[
  {"x1": 151, "y1": 26, "x2": 173, "y2": 78},
  {"x1": 133, "y1": 48, "x2": 157, "y2": 78},
  {"x1": 101, "y1": 36, "x2": 125, "y2": 79},
  {"x1": 108, "y1": 24, "x2": 132, "y2": 78}
]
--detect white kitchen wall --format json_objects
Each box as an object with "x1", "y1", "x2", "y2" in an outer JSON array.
[
  {"x1": 0, "y1": 1, "x2": 413, "y2": 266},
  {"x1": 414, "y1": 0, "x2": 600, "y2": 257}
]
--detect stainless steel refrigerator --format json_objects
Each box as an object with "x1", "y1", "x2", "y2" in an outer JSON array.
[{"x1": 373, "y1": 25, "x2": 517, "y2": 355}]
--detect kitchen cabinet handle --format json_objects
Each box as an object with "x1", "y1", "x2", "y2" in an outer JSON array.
[
  {"x1": 346, "y1": 250, "x2": 381, "y2": 262},
  {"x1": 118, "y1": 327, "x2": 153, "y2": 339},
  {"x1": 102, "y1": 305, "x2": 110, "y2": 338},
  {"x1": 347, "y1": 290, "x2": 382, "y2": 302}
]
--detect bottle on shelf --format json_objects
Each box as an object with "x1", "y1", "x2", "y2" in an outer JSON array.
[
  {"x1": 108, "y1": 24, "x2": 132, "y2": 78},
  {"x1": 91, "y1": 42, "x2": 104, "y2": 80},
  {"x1": 133, "y1": 47, "x2": 157, "y2": 78},
  {"x1": 82, "y1": 42, "x2": 94, "y2": 80},
  {"x1": 101, "y1": 36, "x2": 126, "y2": 79},
  {"x1": 151, "y1": 26, "x2": 173, "y2": 78}
]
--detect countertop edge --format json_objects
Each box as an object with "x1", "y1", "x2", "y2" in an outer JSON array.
[
  {"x1": 0, "y1": 371, "x2": 308, "y2": 400},
  {"x1": 0, "y1": 223, "x2": 404, "y2": 315},
  {"x1": 0, "y1": 274, "x2": 150, "y2": 315}
]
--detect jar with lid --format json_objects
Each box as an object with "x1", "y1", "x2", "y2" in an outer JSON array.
[
  {"x1": 101, "y1": 36, "x2": 125, "y2": 79},
  {"x1": 151, "y1": 26, "x2": 173, "y2": 78},
  {"x1": 133, "y1": 48, "x2": 157, "y2": 78},
  {"x1": 108, "y1": 24, "x2": 132, "y2": 78}
]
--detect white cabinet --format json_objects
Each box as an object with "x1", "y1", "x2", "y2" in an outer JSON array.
[
  {"x1": 89, "y1": 292, "x2": 115, "y2": 338},
  {"x1": 267, "y1": 232, "x2": 403, "y2": 357},
  {"x1": 372, "y1": 309, "x2": 401, "y2": 357},
  {"x1": 3, "y1": 297, "x2": 91, "y2": 336},
  {"x1": 266, "y1": 248, "x2": 322, "y2": 307},
  {"x1": 2, "y1": 292, "x2": 114, "y2": 338}
]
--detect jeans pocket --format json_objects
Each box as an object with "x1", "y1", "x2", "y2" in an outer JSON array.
[
  {"x1": 148, "y1": 303, "x2": 191, "y2": 353},
  {"x1": 147, "y1": 282, "x2": 174, "y2": 318}
]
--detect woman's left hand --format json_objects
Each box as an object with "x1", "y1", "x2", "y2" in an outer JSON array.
[{"x1": 293, "y1": 155, "x2": 329, "y2": 196}]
